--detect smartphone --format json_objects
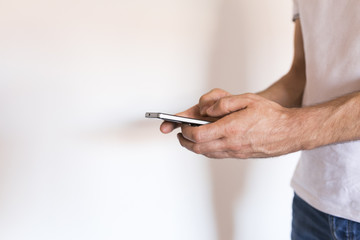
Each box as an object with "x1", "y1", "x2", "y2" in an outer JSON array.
[{"x1": 145, "y1": 112, "x2": 211, "y2": 126}]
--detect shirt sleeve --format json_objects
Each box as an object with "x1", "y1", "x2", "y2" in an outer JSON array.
[{"x1": 293, "y1": 0, "x2": 300, "y2": 21}]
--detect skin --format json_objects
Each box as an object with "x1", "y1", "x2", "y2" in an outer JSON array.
[{"x1": 160, "y1": 20, "x2": 360, "y2": 159}]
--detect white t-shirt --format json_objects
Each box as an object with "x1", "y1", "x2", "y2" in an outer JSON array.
[{"x1": 291, "y1": 0, "x2": 360, "y2": 222}]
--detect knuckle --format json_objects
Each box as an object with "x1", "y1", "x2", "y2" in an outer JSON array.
[
  {"x1": 199, "y1": 94, "x2": 208, "y2": 104},
  {"x1": 200, "y1": 88, "x2": 224, "y2": 102},
  {"x1": 211, "y1": 88, "x2": 223, "y2": 94},
  {"x1": 218, "y1": 98, "x2": 229, "y2": 110},
  {"x1": 244, "y1": 92, "x2": 258, "y2": 101}
]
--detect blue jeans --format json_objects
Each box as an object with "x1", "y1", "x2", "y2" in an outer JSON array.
[{"x1": 292, "y1": 193, "x2": 360, "y2": 240}]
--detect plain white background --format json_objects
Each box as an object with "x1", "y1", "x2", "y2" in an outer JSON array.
[{"x1": 0, "y1": 0, "x2": 299, "y2": 239}]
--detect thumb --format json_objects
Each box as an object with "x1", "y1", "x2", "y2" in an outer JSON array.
[{"x1": 206, "y1": 95, "x2": 252, "y2": 117}]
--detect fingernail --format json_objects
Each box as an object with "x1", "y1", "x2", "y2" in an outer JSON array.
[{"x1": 161, "y1": 124, "x2": 170, "y2": 133}]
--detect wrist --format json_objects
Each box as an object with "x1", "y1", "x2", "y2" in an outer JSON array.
[{"x1": 291, "y1": 104, "x2": 339, "y2": 151}]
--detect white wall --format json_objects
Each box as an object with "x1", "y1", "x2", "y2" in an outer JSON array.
[{"x1": 0, "y1": 0, "x2": 298, "y2": 239}]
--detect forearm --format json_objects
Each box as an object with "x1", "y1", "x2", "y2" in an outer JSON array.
[
  {"x1": 257, "y1": 68, "x2": 306, "y2": 108},
  {"x1": 293, "y1": 91, "x2": 360, "y2": 150},
  {"x1": 258, "y1": 20, "x2": 306, "y2": 108}
]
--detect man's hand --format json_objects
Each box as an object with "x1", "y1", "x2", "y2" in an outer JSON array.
[
  {"x1": 160, "y1": 88, "x2": 231, "y2": 134},
  {"x1": 177, "y1": 91, "x2": 303, "y2": 159}
]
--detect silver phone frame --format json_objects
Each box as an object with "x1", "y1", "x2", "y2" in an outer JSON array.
[{"x1": 145, "y1": 112, "x2": 210, "y2": 126}]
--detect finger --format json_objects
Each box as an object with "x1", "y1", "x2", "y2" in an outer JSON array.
[
  {"x1": 199, "y1": 88, "x2": 231, "y2": 115},
  {"x1": 206, "y1": 94, "x2": 254, "y2": 117},
  {"x1": 178, "y1": 133, "x2": 268, "y2": 159},
  {"x1": 205, "y1": 151, "x2": 251, "y2": 159},
  {"x1": 160, "y1": 121, "x2": 180, "y2": 134},
  {"x1": 204, "y1": 151, "x2": 265, "y2": 159},
  {"x1": 178, "y1": 133, "x2": 254, "y2": 158},
  {"x1": 177, "y1": 134, "x2": 236, "y2": 159},
  {"x1": 181, "y1": 121, "x2": 224, "y2": 143},
  {"x1": 204, "y1": 152, "x2": 231, "y2": 159},
  {"x1": 205, "y1": 150, "x2": 258, "y2": 159},
  {"x1": 177, "y1": 105, "x2": 202, "y2": 118},
  {"x1": 177, "y1": 133, "x2": 227, "y2": 154},
  {"x1": 160, "y1": 105, "x2": 202, "y2": 134}
]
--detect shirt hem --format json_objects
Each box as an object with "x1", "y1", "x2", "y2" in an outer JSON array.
[{"x1": 291, "y1": 179, "x2": 360, "y2": 223}]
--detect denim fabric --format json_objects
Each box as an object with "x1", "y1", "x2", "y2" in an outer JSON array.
[{"x1": 292, "y1": 193, "x2": 360, "y2": 240}]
